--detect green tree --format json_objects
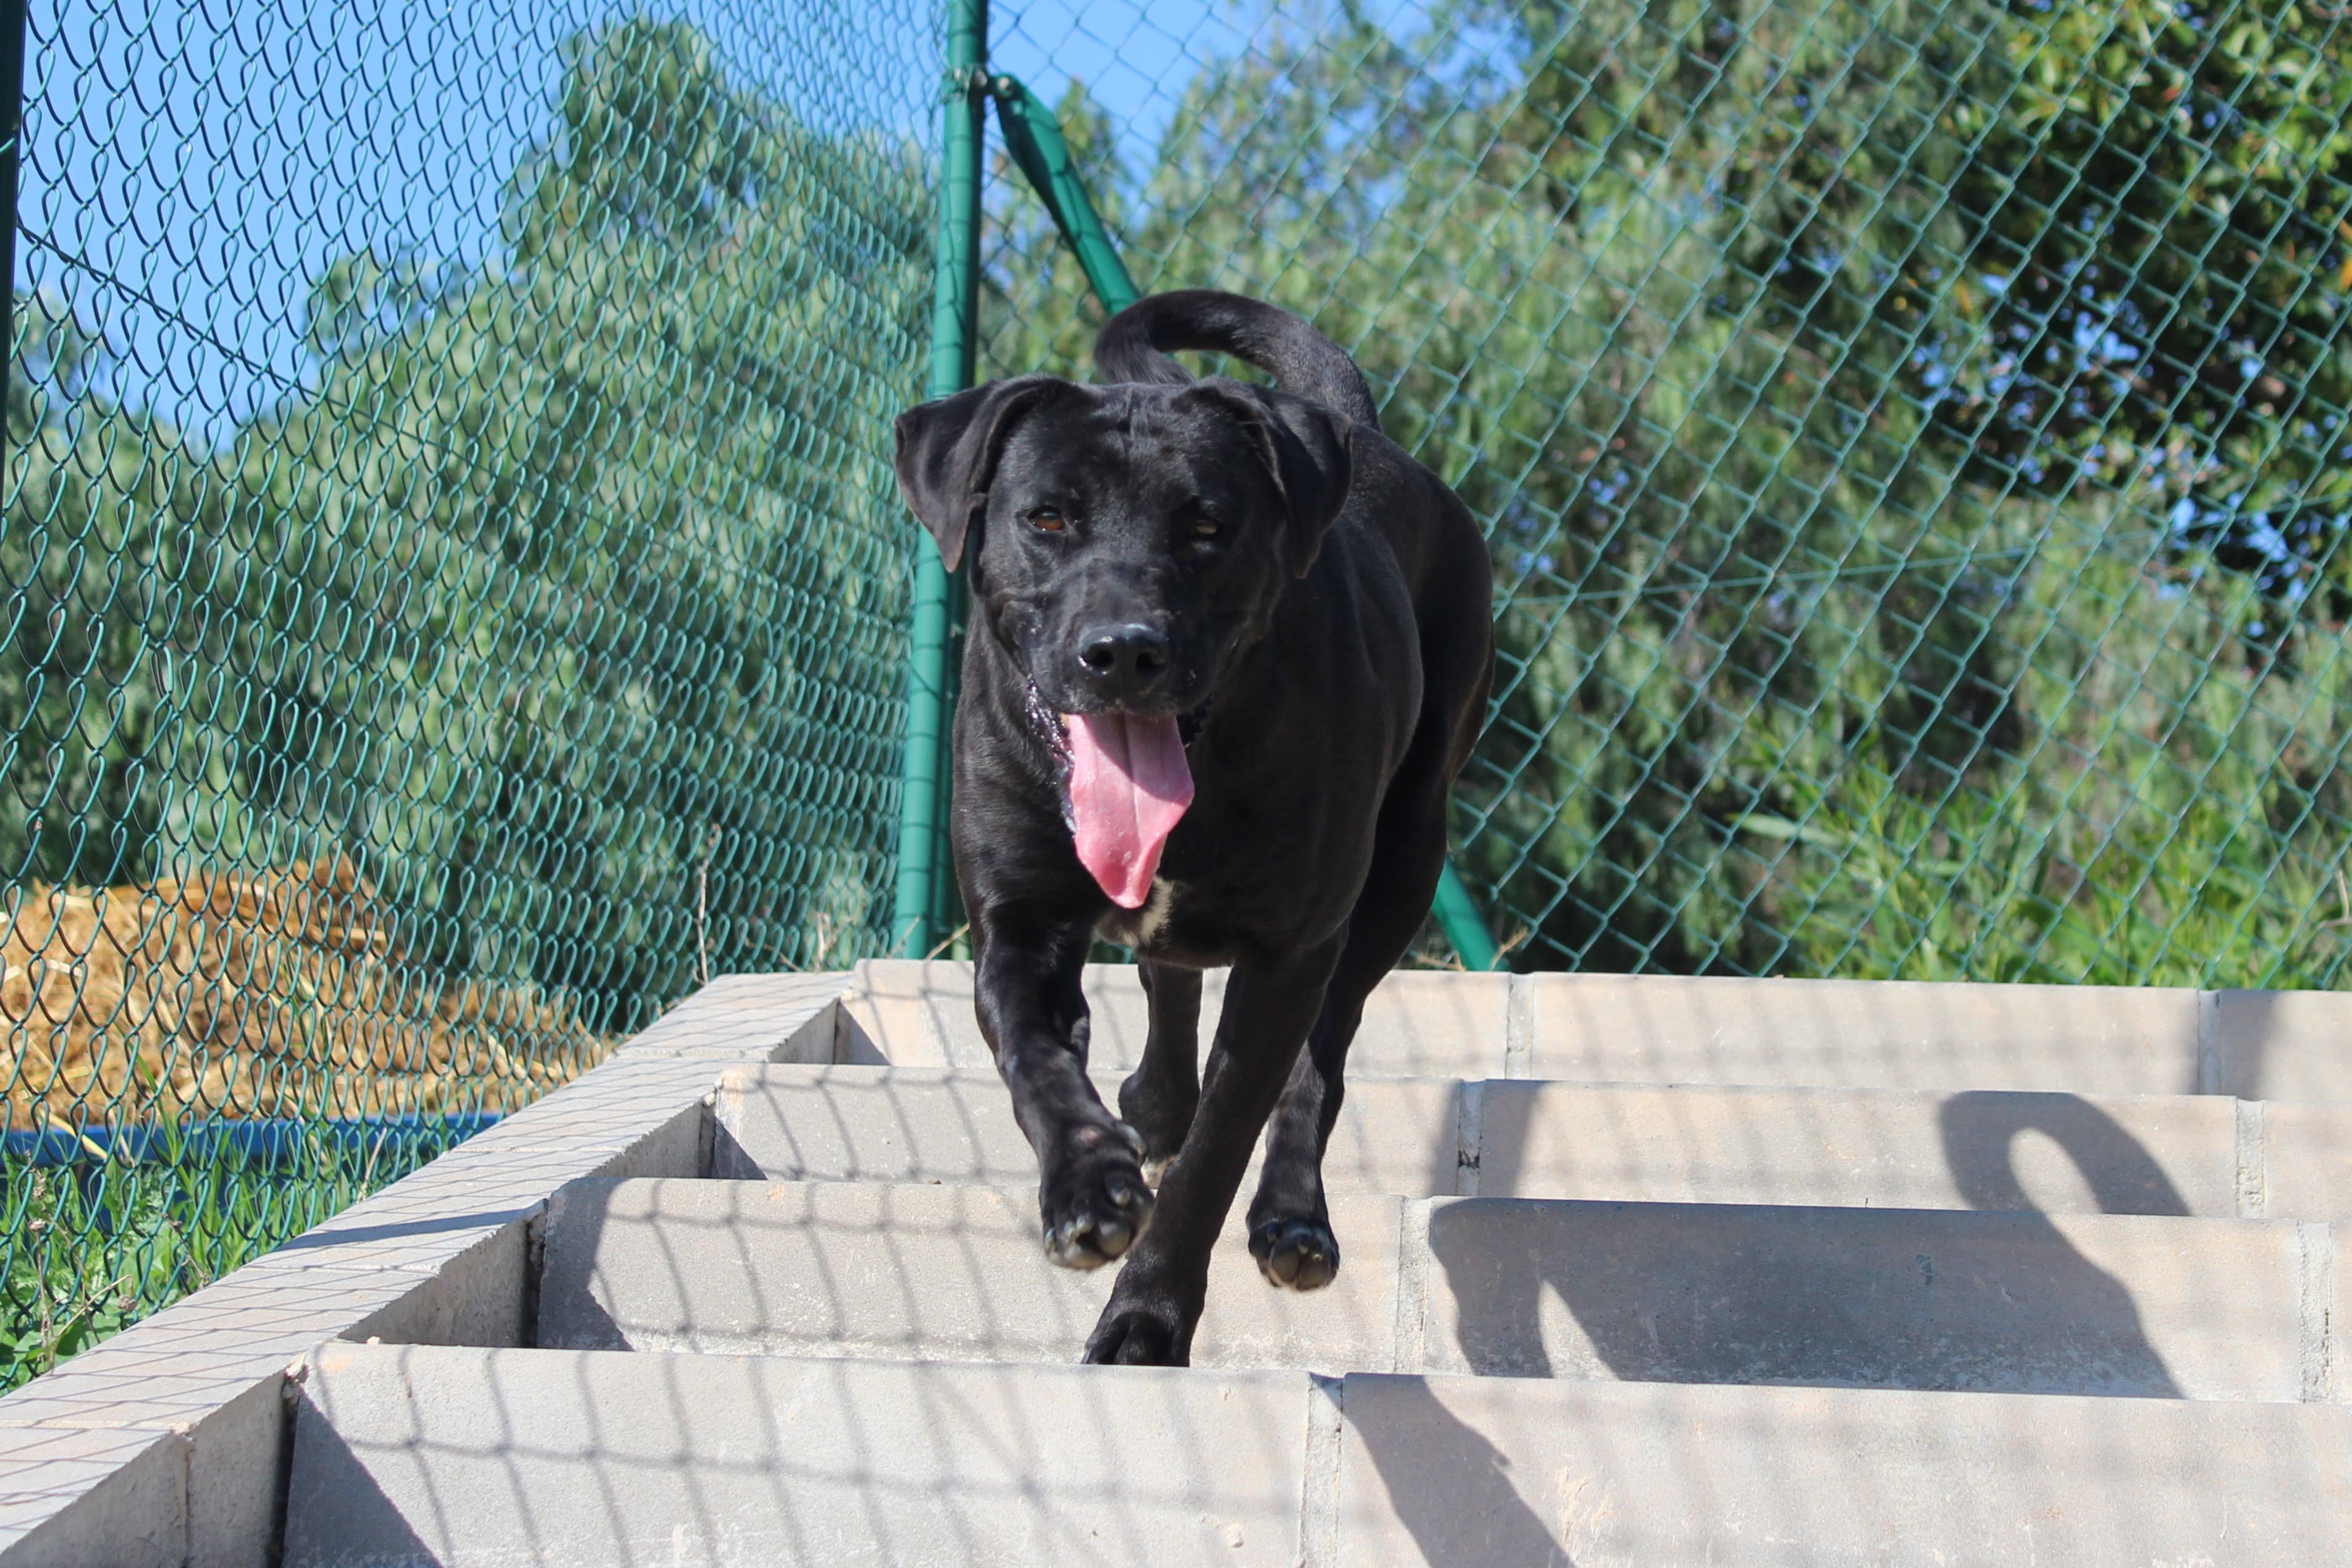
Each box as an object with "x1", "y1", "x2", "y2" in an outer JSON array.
[
  {"x1": 6, "y1": 17, "x2": 932, "y2": 1029},
  {"x1": 1, "y1": 292, "x2": 211, "y2": 887},
  {"x1": 979, "y1": 0, "x2": 2352, "y2": 985},
  {"x1": 195, "y1": 17, "x2": 932, "y2": 1026}
]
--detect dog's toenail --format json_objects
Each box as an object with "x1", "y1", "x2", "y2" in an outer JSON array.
[{"x1": 1047, "y1": 1223, "x2": 1109, "y2": 1270}]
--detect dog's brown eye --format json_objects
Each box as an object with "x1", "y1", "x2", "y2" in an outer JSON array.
[{"x1": 1027, "y1": 507, "x2": 1064, "y2": 533}]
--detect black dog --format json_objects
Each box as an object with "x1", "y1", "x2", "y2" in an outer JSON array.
[{"x1": 893, "y1": 290, "x2": 1492, "y2": 1365}]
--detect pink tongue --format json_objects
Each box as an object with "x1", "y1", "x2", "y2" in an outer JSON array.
[{"x1": 1063, "y1": 712, "x2": 1194, "y2": 908}]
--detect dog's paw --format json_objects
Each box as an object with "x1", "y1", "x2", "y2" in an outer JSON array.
[
  {"x1": 1249, "y1": 1215, "x2": 1341, "y2": 1291},
  {"x1": 1039, "y1": 1123, "x2": 1153, "y2": 1270},
  {"x1": 1082, "y1": 1300, "x2": 1191, "y2": 1365}
]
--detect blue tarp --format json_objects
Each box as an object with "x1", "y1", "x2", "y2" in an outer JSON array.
[{"x1": 1, "y1": 1114, "x2": 502, "y2": 1168}]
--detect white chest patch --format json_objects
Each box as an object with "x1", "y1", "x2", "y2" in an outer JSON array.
[{"x1": 1098, "y1": 877, "x2": 1179, "y2": 949}]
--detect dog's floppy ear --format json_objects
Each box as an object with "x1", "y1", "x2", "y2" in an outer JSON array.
[
  {"x1": 893, "y1": 374, "x2": 1061, "y2": 571},
  {"x1": 1187, "y1": 382, "x2": 1354, "y2": 578},
  {"x1": 1256, "y1": 389, "x2": 1354, "y2": 578}
]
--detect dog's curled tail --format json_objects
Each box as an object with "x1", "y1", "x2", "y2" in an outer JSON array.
[{"x1": 1094, "y1": 290, "x2": 1380, "y2": 430}]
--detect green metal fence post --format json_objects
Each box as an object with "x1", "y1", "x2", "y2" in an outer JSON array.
[
  {"x1": 990, "y1": 74, "x2": 1509, "y2": 971},
  {"x1": 0, "y1": 0, "x2": 28, "y2": 474},
  {"x1": 992, "y1": 77, "x2": 1138, "y2": 314},
  {"x1": 893, "y1": 0, "x2": 988, "y2": 959},
  {"x1": 1432, "y1": 861, "x2": 1502, "y2": 971}
]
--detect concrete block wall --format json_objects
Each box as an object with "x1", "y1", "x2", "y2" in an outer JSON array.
[
  {"x1": 9, "y1": 959, "x2": 2352, "y2": 1565},
  {"x1": 0, "y1": 974, "x2": 854, "y2": 1567}
]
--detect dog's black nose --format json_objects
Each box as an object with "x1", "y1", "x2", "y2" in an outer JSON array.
[{"x1": 1075, "y1": 623, "x2": 1171, "y2": 699}]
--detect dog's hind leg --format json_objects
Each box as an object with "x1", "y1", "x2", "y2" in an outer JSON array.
[
  {"x1": 1246, "y1": 746, "x2": 1455, "y2": 1291},
  {"x1": 1120, "y1": 960, "x2": 1202, "y2": 1181}
]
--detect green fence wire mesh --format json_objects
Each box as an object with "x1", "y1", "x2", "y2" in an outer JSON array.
[
  {"x1": 1, "y1": 0, "x2": 933, "y2": 1387},
  {"x1": 982, "y1": 0, "x2": 2352, "y2": 987},
  {"x1": 7, "y1": 0, "x2": 2352, "y2": 1389}
]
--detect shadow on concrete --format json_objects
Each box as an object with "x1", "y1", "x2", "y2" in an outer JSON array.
[
  {"x1": 279, "y1": 1379, "x2": 439, "y2": 1567},
  {"x1": 1423, "y1": 1087, "x2": 2185, "y2": 1397},
  {"x1": 1937, "y1": 1090, "x2": 2191, "y2": 1216},
  {"x1": 1343, "y1": 1375, "x2": 1572, "y2": 1567},
  {"x1": 272, "y1": 1209, "x2": 537, "y2": 1253},
  {"x1": 1356, "y1": 1081, "x2": 2198, "y2": 1558},
  {"x1": 2199, "y1": 988, "x2": 2275, "y2": 1098}
]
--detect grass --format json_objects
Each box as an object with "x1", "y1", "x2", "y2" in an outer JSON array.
[
  {"x1": 0, "y1": 1121, "x2": 473, "y2": 1391},
  {"x1": 1, "y1": 858, "x2": 612, "y2": 1391}
]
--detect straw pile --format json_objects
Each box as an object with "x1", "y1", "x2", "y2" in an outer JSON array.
[{"x1": 1, "y1": 859, "x2": 606, "y2": 1126}]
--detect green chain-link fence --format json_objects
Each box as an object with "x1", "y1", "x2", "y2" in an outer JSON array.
[
  {"x1": 8, "y1": 0, "x2": 2352, "y2": 1389},
  {"x1": 984, "y1": 0, "x2": 2352, "y2": 986},
  {"x1": 1, "y1": 0, "x2": 933, "y2": 1388}
]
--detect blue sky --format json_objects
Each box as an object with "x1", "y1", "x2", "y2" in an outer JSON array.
[
  {"x1": 991, "y1": 0, "x2": 1258, "y2": 161},
  {"x1": 15, "y1": 0, "x2": 1313, "y2": 441},
  {"x1": 24, "y1": 0, "x2": 607, "y2": 437}
]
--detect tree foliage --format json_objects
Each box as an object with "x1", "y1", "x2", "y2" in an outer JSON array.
[
  {"x1": 4, "y1": 17, "x2": 930, "y2": 1029},
  {"x1": 15, "y1": 0, "x2": 2352, "y2": 1000},
  {"x1": 980, "y1": 0, "x2": 2352, "y2": 985}
]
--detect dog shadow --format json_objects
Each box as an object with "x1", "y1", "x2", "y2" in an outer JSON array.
[
  {"x1": 1342, "y1": 1375, "x2": 1576, "y2": 1566},
  {"x1": 1351, "y1": 1086, "x2": 2191, "y2": 1562}
]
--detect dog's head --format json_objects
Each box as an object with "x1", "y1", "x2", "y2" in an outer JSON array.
[{"x1": 893, "y1": 376, "x2": 1352, "y2": 719}]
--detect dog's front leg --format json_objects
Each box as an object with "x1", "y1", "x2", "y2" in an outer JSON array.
[
  {"x1": 1083, "y1": 938, "x2": 1342, "y2": 1365},
  {"x1": 972, "y1": 921, "x2": 1155, "y2": 1269}
]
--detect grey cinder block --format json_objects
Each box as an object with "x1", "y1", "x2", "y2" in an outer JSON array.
[{"x1": 285, "y1": 1343, "x2": 1312, "y2": 1568}]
